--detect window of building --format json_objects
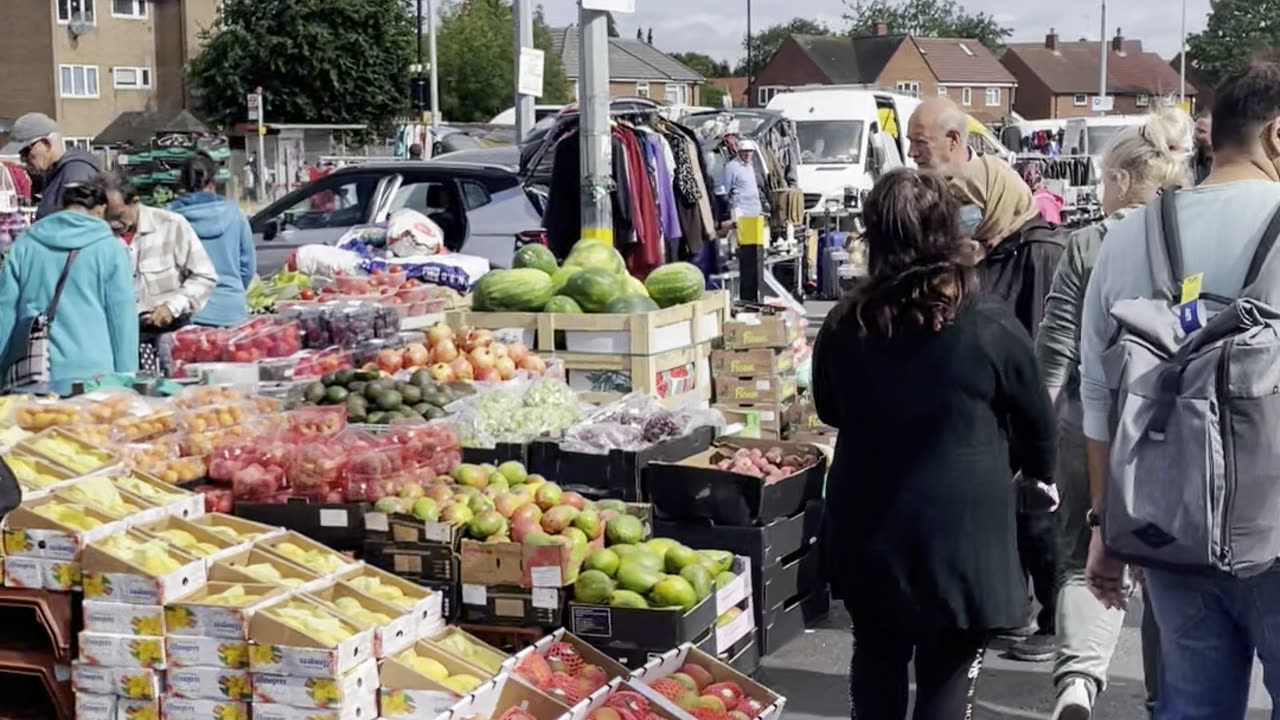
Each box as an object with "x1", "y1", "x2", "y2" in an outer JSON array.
[
  {"x1": 112, "y1": 66, "x2": 151, "y2": 89},
  {"x1": 961, "y1": 87, "x2": 972, "y2": 106},
  {"x1": 1074, "y1": 93, "x2": 1088, "y2": 107},
  {"x1": 635, "y1": 82, "x2": 650, "y2": 98},
  {"x1": 985, "y1": 87, "x2": 1001, "y2": 107},
  {"x1": 667, "y1": 83, "x2": 689, "y2": 105},
  {"x1": 111, "y1": 0, "x2": 144, "y2": 18},
  {"x1": 62, "y1": 137, "x2": 94, "y2": 151},
  {"x1": 1136, "y1": 93, "x2": 1150, "y2": 107},
  {"x1": 895, "y1": 81, "x2": 920, "y2": 98},
  {"x1": 937, "y1": 86, "x2": 948, "y2": 97},
  {"x1": 56, "y1": 0, "x2": 95, "y2": 23},
  {"x1": 758, "y1": 86, "x2": 784, "y2": 105},
  {"x1": 958, "y1": 43, "x2": 975, "y2": 57},
  {"x1": 59, "y1": 64, "x2": 100, "y2": 99}
]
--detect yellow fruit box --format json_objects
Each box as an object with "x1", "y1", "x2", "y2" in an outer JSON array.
[
  {"x1": 344, "y1": 564, "x2": 444, "y2": 636},
  {"x1": 83, "y1": 600, "x2": 166, "y2": 636},
  {"x1": 187, "y1": 512, "x2": 285, "y2": 545},
  {"x1": 164, "y1": 582, "x2": 289, "y2": 640},
  {"x1": 252, "y1": 657, "x2": 377, "y2": 708},
  {"x1": 71, "y1": 662, "x2": 162, "y2": 700},
  {"x1": 247, "y1": 598, "x2": 375, "y2": 678},
  {"x1": 423, "y1": 626, "x2": 509, "y2": 677},
  {"x1": 165, "y1": 636, "x2": 250, "y2": 670},
  {"x1": 209, "y1": 548, "x2": 324, "y2": 591},
  {"x1": 2, "y1": 556, "x2": 80, "y2": 591},
  {"x1": 82, "y1": 529, "x2": 208, "y2": 605},
  {"x1": 74, "y1": 692, "x2": 116, "y2": 720},
  {"x1": 78, "y1": 631, "x2": 167, "y2": 669},
  {"x1": 136, "y1": 516, "x2": 248, "y2": 568},
  {"x1": 3, "y1": 494, "x2": 121, "y2": 560},
  {"x1": 160, "y1": 697, "x2": 249, "y2": 720},
  {"x1": 20, "y1": 426, "x2": 120, "y2": 476},
  {"x1": 53, "y1": 481, "x2": 167, "y2": 528},
  {"x1": 109, "y1": 471, "x2": 205, "y2": 520},
  {"x1": 165, "y1": 666, "x2": 254, "y2": 702},
  {"x1": 2, "y1": 449, "x2": 77, "y2": 491},
  {"x1": 257, "y1": 531, "x2": 360, "y2": 580},
  {"x1": 117, "y1": 697, "x2": 162, "y2": 720},
  {"x1": 379, "y1": 641, "x2": 490, "y2": 718},
  {"x1": 251, "y1": 691, "x2": 377, "y2": 720},
  {"x1": 306, "y1": 582, "x2": 418, "y2": 658},
  {"x1": 435, "y1": 673, "x2": 569, "y2": 720}
]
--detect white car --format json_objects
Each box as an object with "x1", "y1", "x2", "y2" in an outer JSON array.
[{"x1": 488, "y1": 105, "x2": 565, "y2": 126}]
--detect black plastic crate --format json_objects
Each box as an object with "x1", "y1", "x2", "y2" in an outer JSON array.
[
  {"x1": 527, "y1": 427, "x2": 715, "y2": 502},
  {"x1": 234, "y1": 499, "x2": 369, "y2": 551},
  {"x1": 459, "y1": 585, "x2": 566, "y2": 628},
  {"x1": 580, "y1": 625, "x2": 715, "y2": 670},
  {"x1": 363, "y1": 540, "x2": 459, "y2": 582},
  {"x1": 759, "y1": 546, "x2": 821, "y2": 614},
  {"x1": 421, "y1": 579, "x2": 459, "y2": 623},
  {"x1": 758, "y1": 593, "x2": 808, "y2": 656},
  {"x1": 653, "y1": 501, "x2": 816, "y2": 584},
  {"x1": 461, "y1": 443, "x2": 528, "y2": 466},
  {"x1": 567, "y1": 592, "x2": 717, "y2": 650}
]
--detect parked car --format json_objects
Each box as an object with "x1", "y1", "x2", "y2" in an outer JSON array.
[{"x1": 250, "y1": 160, "x2": 543, "y2": 274}]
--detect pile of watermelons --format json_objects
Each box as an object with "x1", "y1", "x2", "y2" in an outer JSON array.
[{"x1": 471, "y1": 240, "x2": 706, "y2": 314}]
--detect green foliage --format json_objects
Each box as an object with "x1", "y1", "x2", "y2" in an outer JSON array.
[
  {"x1": 187, "y1": 0, "x2": 414, "y2": 130},
  {"x1": 437, "y1": 0, "x2": 572, "y2": 121},
  {"x1": 702, "y1": 84, "x2": 728, "y2": 109},
  {"x1": 671, "y1": 52, "x2": 732, "y2": 79},
  {"x1": 737, "y1": 18, "x2": 834, "y2": 77},
  {"x1": 1186, "y1": 0, "x2": 1280, "y2": 92},
  {"x1": 843, "y1": 0, "x2": 1011, "y2": 49}
]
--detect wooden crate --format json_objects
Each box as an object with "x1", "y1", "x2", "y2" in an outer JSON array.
[
  {"x1": 445, "y1": 291, "x2": 729, "y2": 355},
  {"x1": 553, "y1": 343, "x2": 712, "y2": 407}
]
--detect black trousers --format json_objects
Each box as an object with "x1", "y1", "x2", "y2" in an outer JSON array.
[
  {"x1": 848, "y1": 605, "x2": 987, "y2": 720},
  {"x1": 1016, "y1": 510, "x2": 1060, "y2": 633}
]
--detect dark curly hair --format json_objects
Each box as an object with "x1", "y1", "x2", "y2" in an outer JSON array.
[{"x1": 848, "y1": 169, "x2": 977, "y2": 337}]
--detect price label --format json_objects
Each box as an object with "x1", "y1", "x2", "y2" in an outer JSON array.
[
  {"x1": 532, "y1": 587, "x2": 560, "y2": 609},
  {"x1": 319, "y1": 509, "x2": 349, "y2": 528},
  {"x1": 462, "y1": 584, "x2": 487, "y2": 606},
  {"x1": 364, "y1": 513, "x2": 389, "y2": 532},
  {"x1": 424, "y1": 523, "x2": 453, "y2": 543},
  {"x1": 530, "y1": 565, "x2": 563, "y2": 588}
]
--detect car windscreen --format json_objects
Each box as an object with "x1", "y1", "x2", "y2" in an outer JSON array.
[
  {"x1": 796, "y1": 120, "x2": 863, "y2": 165},
  {"x1": 1086, "y1": 126, "x2": 1127, "y2": 157}
]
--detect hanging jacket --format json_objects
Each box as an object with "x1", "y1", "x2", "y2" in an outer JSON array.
[{"x1": 169, "y1": 192, "x2": 257, "y2": 327}]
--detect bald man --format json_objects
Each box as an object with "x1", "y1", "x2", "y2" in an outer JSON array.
[{"x1": 907, "y1": 97, "x2": 972, "y2": 175}]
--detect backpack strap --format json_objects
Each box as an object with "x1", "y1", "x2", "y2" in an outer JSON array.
[
  {"x1": 1241, "y1": 201, "x2": 1280, "y2": 295},
  {"x1": 1143, "y1": 188, "x2": 1181, "y2": 304}
]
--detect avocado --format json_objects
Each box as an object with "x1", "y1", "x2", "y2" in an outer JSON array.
[
  {"x1": 366, "y1": 411, "x2": 388, "y2": 425},
  {"x1": 334, "y1": 369, "x2": 356, "y2": 386},
  {"x1": 320, "y1": 372, "x2": 338, "y2": 387},
  {"x1": 303, "y1": 382, "x2": 327, "y2": 404},
  {"x1": 422, "y1": 389, "x2": 452, "y2": 407},
  {"x1": 324, "y1": 386, "x2": 350, "y2": 404},
  {"x1": 346, "y1": 396, "x2": 368, "y2": 422},
  {"x1": 398, "y1": 384, "x2": 423, "y2": 405},
  {"x1": 354, "y1": 369, "x2": 381, "y2": 382},
  {"x1": 373, "y1": 389, "x2": 404, "y2": 411},
  {"x1": 424, "y1": 405, "x2": 447, "y2": 420},
  {"x1": 410, "y1": 369, "x2": 432, "y2": 387},
  {"x1": 347, "y1": 381, "x2": 367, "y2": 395},
  {"x1": 412, "y1": 402, "x2": 433, "y2": 416},
  {"x1": 364, "y1": 381, "x2": 389, "y2": 401}
]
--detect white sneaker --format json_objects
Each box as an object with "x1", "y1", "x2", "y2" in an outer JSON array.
[{"x1": 1053, "y1": 676, "x2": 1093, "y2": 720}]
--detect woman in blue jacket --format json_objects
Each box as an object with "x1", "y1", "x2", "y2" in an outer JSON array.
[
  {"x1": 0, "y1": 179, "x2": 139, "y2": 389},
  {"x1": 168, "y1": 154, "x2": 256, "y2": 327}
]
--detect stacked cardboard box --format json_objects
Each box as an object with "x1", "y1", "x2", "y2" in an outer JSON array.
[{"x1": 713, "y1": 310, "x2": 802, "y2": 440}]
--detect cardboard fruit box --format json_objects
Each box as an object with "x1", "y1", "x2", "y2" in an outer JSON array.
[
  {"x1": 247, "y1": 597, "x2": 375, "y2": 678},
  {"x1": 431, "y1": 672, "x2": 571, "y2": 720},
  {"x1": 71, "y1": 662, "x2": 161, "y2": 700},
  {"x1": 502, "y1": 628, "x2": 630, "y2": 688},
  {"x1": 81, "y1": 529, "x2": 208, "y2": 605},
  {"x1": 165, "y1": 635, "x2": 251, "y2": 670},
  {"x1": 209, "y1": 547, "x2": 324, "y2": 590},
  {"x1": 257, "y1": 530, "x2": 360, "y2": 579},
  {"x1": 459, "y1": 583, "x2": 566, "y2": 629},
  {"x1": 423, "y1": 626, "x2": 509, "y2": 677},
  {"x1": 252, "y1": 691, "x2": 377, "y2": 720},
  {"x1": 306, "y1": 582, "x2": 418, "y2": 658},
  {"x1": 632, "y1": 644, "x2": 785, "y2": 720},
  {"x1": 710, "y1": 347, "x2": 794, "y2": 377},
  {"x1": 20, "y1": 426, "x2": 120, "y2": 476},
  {"x1": 78, "y1": 631, "x2": 167, "y2": 669},
  {"x1": 135, "y1": 515, "x2": 249, "y2": 567},
  {"x1": 53, "y1": 480, "x2": 167, "y2": 527},
  {"x1": 252, "y1": 656, "x2": 377, "y2": 708},
  {"x1": 160, "y1": 697, "x2": 251, "y2": 720},
  {"x1": 459, "y1": 536, "x2": 591, "y2": 590},
  {"x1": 3, "y1": 494, "x2": 121, "y2": 561},
  {"x1": 644, "y1": 438, "x2": 827, "y2": 525},
  {"x1": 187, "y1": 512, "x2": 285, "y2": 545},
  {"x1": 165, "y1": 665, "x2": 254, "y2": 702},
  {"x1": 713, "y1": 373, "x2": 798, "y2": 405},
  {"x1": 565, "y1": 677, "x2": 687, "y2": 720},
  {"x1": 721, "y1": 309, "x2": 801, "y2": 350},
  {"x1": 82, "y1": 599, "x2": 166, "y2": 636},
  {"x1": 163, "y1": 582, "x2": 289, "y2": 640},
  {"x1": 343, "y1": 563, "x2": 444, "y2": 636},
  {"x1": 380, "y1": 641, "x2": 495, "y2": 718},
  {"x1": 109, "y1": 471, "x2": 205, "y2": 520}
]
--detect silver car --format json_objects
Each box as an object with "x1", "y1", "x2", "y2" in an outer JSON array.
[{"x1": 250, "y1": 160, "x2": 545, "y2": 274}]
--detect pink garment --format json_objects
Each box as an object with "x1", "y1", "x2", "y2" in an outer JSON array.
[{"x1": 1032, "y1": 188, "x2": 1063, "y2": 226}]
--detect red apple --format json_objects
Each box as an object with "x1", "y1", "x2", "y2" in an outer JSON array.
[
  {"x1": 474, "y1": 367, "x2": 500, "y2": 383},
  {"x1": 377, "y1": 349, "x2": 405, "y2": 374},
  {"x1": 489, "y1": 342, "x2": 509, "y2": 359},
  {"x1": 404, "y1": 343, "x2": 431, "y2": 368},
  {"x1": 426, "y1": 322, "x2": 454, "y2": 347},
  {"x1": 470, "y1": 346, "x2": 496, "y2": 370},
  {"x1": 428, "y1": 363, "x2": 455, "y2": 383},
  {"x1": 519, "y1": 354, "x2": 547, "y2": 375},
  {"x1": 432, "y1": 339, "x2": 459, "y2": 364},
  {"x1": 507, "y1": 342, "x2": 530, "y2": 365},
  {"x1": 494, "y1": 356, "x2": 517, "y2": 381},
  {"x1": 449, "y1": 357, "x2": 475, "y2": 381}
]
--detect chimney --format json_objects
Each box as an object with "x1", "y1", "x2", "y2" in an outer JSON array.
[
  {"x1": 1045, "y1": 27, "x2": 1058, "y2": 51},
  {"x1": 1112, "y1": 27, "x2": 1124, "y2": 54},
  {"x1": 874, "y1": 21, "x2": 889, "y2": 36}
]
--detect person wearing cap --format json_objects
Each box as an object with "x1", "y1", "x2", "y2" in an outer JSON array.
[
  {"x1": 2, "y1": 113, "x2": 101, "y2": 220},
  {"x1": 722, "y1": 138, "x2": 763, "y2": 218}
]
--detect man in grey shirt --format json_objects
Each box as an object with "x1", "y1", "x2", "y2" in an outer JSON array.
[
  {"x1": 1, "y1": 113, "x2": 101, "y2": 220},
  {"x1": 1080, "y1": 63, "x2": 1280, "y2": 716}
]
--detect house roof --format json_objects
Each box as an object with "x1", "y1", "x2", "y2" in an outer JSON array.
[
  {"x1": 911, "y1": 37, "x2": 1015, "y2": 84},
  {"x1": 710, "y1": 76, "x2": 749, "y2": 102},
  {"x1": 551, "y1": 27, "x2": 704, "y2": 83},
  {"x1": 792, "y1": 34, "x2": 905, "y2": 85},
  {"x1": 92, "y1": 109, "x2": 210, "y2": 147},
  {"x1": 1003, "y1": 38, "x2": 1196, "y2": 96}
]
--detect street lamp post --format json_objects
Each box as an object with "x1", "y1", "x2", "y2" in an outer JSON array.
[
  {"x1": 746, "y1": 0, "x2": 753, "y2": 107},
  {"x1": 1179, "y1": 0, "x2": 1187, "y2": 105}
]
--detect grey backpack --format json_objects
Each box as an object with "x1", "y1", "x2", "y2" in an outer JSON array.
[{"x1": 1103, "y1": 189, "x2": 1280, "y2": 577}]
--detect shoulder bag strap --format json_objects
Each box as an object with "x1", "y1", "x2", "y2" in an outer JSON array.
[
  {"x1": 1143, "y1": 188, "x2": 1180, "y2": 303},
  {"x1": 1241, "y1": 201, "x2": 1280, "y2": 293},
  {"x1": 1158, "y1": 186, "x2": 1184, "y2": 295},
  {"x1": 45, "y1": 249, "x2": 79, "y2": 323}
]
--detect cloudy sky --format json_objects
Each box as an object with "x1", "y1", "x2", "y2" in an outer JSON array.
[{"x1": 543, "y1": 0, "x2": 1213, "y2": 66}]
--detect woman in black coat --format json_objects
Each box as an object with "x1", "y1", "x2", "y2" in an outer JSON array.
[{"x1": 813, "y1": 169, "x2": 1057, "y2": 719}]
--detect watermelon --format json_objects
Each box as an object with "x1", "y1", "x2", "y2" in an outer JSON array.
[
  {"x1": 564, "y1": 269, "x2": 623, "y2": 313},
  {"x1": 512, "y1": 244, "x2": 559, "y2": 275},
  {"x1": 645, "y1": 262, "x2": 705, "y2": 308},
  {"x1": 544, "y1": 296, "x2": 584, "y2": 313},
  {"x1": 565, "y1": 242, "x2": 626, "y2": 276},
  {"x1": 472, "y1": 268, "x2": 554, "y2": 312},
  {"x1": 550, "y1": 265, "x2": 583, "y2": 295},
  {"x1": 624, "y1": 275, "x2": 649, "y2": 297},
  {"x1": 604, "y1": 295, "x2": 660, "y2": 314}
]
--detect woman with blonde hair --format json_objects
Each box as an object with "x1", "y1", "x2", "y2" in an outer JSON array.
[{"x1": 1035, "y1": 107, "x2": 1192, "y2": 719}]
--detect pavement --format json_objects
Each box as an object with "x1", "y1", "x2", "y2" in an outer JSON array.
[{"x1": 756, "y1": 596, "x2": 1274, "y2": 719}]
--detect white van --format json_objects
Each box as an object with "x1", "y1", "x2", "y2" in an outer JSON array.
[{"x1": 1061, "y1": 115, "x2": 1148, "y2": 159}]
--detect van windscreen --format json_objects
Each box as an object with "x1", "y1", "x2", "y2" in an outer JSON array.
[{"x1": 797, "y1": 120, "x2": 863, "y2": 164}]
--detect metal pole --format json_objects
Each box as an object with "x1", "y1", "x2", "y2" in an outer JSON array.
[
  {"x1": 578, "y1": 3, "x2": 612, "y2": 245},
  {"x1": 514, "y1": 0, "x2": 534, "y2": 142},
  {"x1": 428, "y1": 0, "x2": 440, "y2": 126},
  {"x1": 1099, "y1": 0, "x2": 1108, "y2": 111},
  {"x1": 255, "y1": 87, "x2": 266, "y2": 202},
  {"x1": 1179, "y1": 0, "x2": 1187, "y2": 105},
  {"x1": 746, "y1": 0, "x2": 753, "y2": 107}
]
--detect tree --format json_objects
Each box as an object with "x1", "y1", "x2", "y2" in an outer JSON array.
[
  {"x1": 736, "y1": 18, "x2": 834, "y2": 77},
  {"x1": 606, "y1": 12, "x2": 619, "y2": 37},
  {"x1": 1187, "y1": 0, "x2": 1280, "y2": 91},
  {"x1": 670, "y1": 52, "x2": 732, "y2": 79},
  {"x1": 188, "y1": 0, "x2": 414, "y2": 130},
  {"x1": 435, "y1": 0, "x2": 571, "y2": 122},
  {"x1": 843, "y1": 0, "x2": 1011, "y2": 49}
]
